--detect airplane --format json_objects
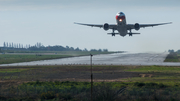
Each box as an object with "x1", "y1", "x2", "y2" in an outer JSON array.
[{"x1": 74, "y1": 12, "x2": 172, "y2": 37}]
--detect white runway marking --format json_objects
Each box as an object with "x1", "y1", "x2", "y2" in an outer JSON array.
[{"x1": 1, "y1": 52, "x2": 180, "y2": 66}]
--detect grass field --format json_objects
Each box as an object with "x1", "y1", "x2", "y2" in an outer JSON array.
[
  {"x1": 0, "y1": 51, "x2": 115, "y2": 64},
  {"x1": 0, "y1": 65, "x2": 180, "y2": 100}
]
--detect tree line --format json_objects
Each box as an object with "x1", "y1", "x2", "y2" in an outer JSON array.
[
  {"x1": 2, "y1": 42, "x2": 108, "y2": 52},
  {"x1": 168, "y1": 49, "x2": 180, "y2": 54},
  {"x1": 3, "y1": 42, "x2": 30, "y2": 49}
]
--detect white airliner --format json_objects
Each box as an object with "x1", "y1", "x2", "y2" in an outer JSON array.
[{"x1": 74, "y1": 12, "x2": 172, "y2": 37}]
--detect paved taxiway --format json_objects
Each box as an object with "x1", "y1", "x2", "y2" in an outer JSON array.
[{"x1": 1, "y1": 52, "x2": 180, "y2": 66}]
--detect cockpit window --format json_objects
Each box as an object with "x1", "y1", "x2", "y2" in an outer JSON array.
[{"x1": 120, "y1": 12, "x2": 123, "y2": 14}]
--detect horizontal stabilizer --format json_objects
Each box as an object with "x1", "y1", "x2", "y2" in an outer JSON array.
[
  {"x1": 128, "y1": 33, "x2": 140, "y2": 36},
  {"x1": 128, "y1": 33, "x2": 140, "y2": 34},
  {"x1": 107, "y1": 33, "x2": 119, "y2": 35},
  {"x1": 107, "y1": 33, "x2": 119, "y2": 36}
]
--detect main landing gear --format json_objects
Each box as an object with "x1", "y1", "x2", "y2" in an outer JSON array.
[
  {"x1": 128, "y1": 29, "x2": 140, "y2": 36},
  {"x1": 129, "y1": 29, "x2": 132, "y2": 36},
  {"x1": 112, "y1": 29, "x2": 115, "y2": 36},
  {"x1": 111, "y1": 29, "x2": 117, "y2": 36},
  {"x1": 107, "y1": 29, "x2": 118, "y2": 36}
]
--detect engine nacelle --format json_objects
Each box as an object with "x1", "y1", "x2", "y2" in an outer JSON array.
[
  {"x1": 134, "y1": 23, "x2": 140, "y2": 31},
  {"x1": 103, "y1": 23, "x2": 109, "y2": 31}
]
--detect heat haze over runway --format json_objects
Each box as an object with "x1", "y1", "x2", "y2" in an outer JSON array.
[{"x1": 1, "y1": 52, "x2": 180, "y2": 66}]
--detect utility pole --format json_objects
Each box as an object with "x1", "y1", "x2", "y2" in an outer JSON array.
[{"x1": 90, "y1": 54, "x2": 93, "y2": 101}]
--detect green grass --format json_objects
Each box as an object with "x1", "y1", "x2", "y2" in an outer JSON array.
[
  {"x1": 2, "y1": 81, "x2": 180, "y2": 100},
  {"x1": 0, "y1": 51, "x2": 115, "y2": 64},
  {"x1": 125, "y1": 65, "x2": 180, "y2": 73},
  {"x1": 0, "y1": 54, "x2": 71, "y2": 64},
  {"x1": 1, "y1": 65, "x2": 180, "y2": 100},
  {"x1": 0, "y1": 68, "x2": 31, "y2": 73},
  {"x1": 122, "y1": 76, "x2": 180, "y2": 84},
  {"x1": 122, "y1": 65, "x2": 180, "y2": 85},
  {"x1": 0, "y1": 81, "x2": 133, "y2": 100}
]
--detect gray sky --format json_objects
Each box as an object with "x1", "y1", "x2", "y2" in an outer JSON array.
[{"x1": 0, "y1": 0, "x2": 179, "y2": 52}]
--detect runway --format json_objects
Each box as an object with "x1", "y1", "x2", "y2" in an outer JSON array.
[{"x1": 1, "y1": 52, "x2": 180, "y2": 66}]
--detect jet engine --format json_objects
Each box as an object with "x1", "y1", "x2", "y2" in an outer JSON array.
[
  {"x1": 103, "y1": 23, "x2": 109, "y2": 31},
  {"x1": 134, "y1": 23, "x2": 140, "y2": 31}
]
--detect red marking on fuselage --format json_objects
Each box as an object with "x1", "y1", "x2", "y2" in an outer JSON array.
[
  {"x1": 116, "y1": 15, "x2": 125, "y2": 20},
  {"x1": 116, "y1": 15, "x2": 119, "y2": 20}
]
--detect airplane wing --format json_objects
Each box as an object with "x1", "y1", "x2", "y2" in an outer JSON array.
[
  {"x1": 126, "y1": 22, "x2": 172, "y2": 30},
  {"x1": 74, "y1": 22, "x2": 118, "y2": 30}
]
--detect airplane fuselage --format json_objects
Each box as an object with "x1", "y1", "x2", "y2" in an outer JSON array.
[{"x1": 116, "y1": 12, "x2": 127, "y2": 36}]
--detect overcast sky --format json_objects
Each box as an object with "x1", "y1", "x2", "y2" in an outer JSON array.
[{"x1": 0, "y1": 0, "x2": 179, "y2": 52}]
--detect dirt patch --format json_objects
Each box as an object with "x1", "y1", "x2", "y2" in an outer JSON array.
[{"x1": 139, "y1": 74, "x2": 153, "y2": 78}]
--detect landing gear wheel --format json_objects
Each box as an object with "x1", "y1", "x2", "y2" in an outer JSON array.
[
  {"x1": 112, "y1": 29, "x2": 115, "y2": 36},
  {"x1": 129, "y1": 29, "x2": 132, "y2": 36}
]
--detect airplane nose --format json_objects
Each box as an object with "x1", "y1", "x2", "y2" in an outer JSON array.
[
  {"x1": 120, "y1": 12, "x2": 124, "y2": 15},
  {"x1": 116, "y1": 12, "x2": 125, "y2": 22},
  {"x1": 116, "y1": 15, "x2": 124, "y2": 22}
]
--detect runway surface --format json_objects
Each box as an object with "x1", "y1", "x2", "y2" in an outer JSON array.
[{"x1": 1, "y1": 52, "x2": 180, "y2": 66}]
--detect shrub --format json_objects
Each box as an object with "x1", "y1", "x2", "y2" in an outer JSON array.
[
  {"x1": 54, "y1": 81, "x2": 60, "y2": 85},
  {"x1": 83, "y1": 82, "x2": 89, "y2": 85},
  {"x1": 134, "y1": 82, "x2": 145, "y2": 87},
  {"x1": 92, "y1": 84, "x2": 118, "y2": 101},
  {"x1": 145, "y1": 82, "x2": 157, "y2": 87},
  {"x1": 56, "y1": 93, "x2": 72, "y2": 100},
  {"x1": 158, "y1": 83, "x2": 167, "y2": 88},
  {"x1": 40, "y1": 91, "x2": 55, "y2": 99},
  {"x1": 35, "y1": 80, "x2": 41, "y2": 85},
  {"x1": 0, "y1": 96, "x2": 6, "y2": 100}
]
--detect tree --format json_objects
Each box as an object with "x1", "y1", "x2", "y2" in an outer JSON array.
[
  {"x1": 9, "y1": 43, "x2": 11, "y2": 47},
  {"x1": 39, "y1": 42, "x2": 42, "y2": 48},
  {"x1": 168, "y1": 49, "x2": 174, "y2": 53},
  {"x1": 98, "y1": 49, "x2": 102, "y2": 52},
  {"x1": 6, "y1": 42, "x2": 8, "y2": 47},
  {"x1": 177, "y1": 50, "x2": 180, "y2": 53},
  {"x1": 66, "y1": 46, "x2": 70, "y2": 50},
  {"x1": 12, "y1": 42, "x2": 13, "y2": 48},
  {"x1": 19, "y1": 43, "x2": 21, "y2": 48},
  {"x1": 3, "y1": 42, "x2": 6, "y2": 47},
  {"x1": 36, "y1": 42, "x2": 39, "y2": 48},
  {"x1": 83, "y1": 48, "x2": 88, "y2": 51},
  {"x1": 75, "y1": 47, "x2": 81, "y2": 51},
  {"x1": 16, "y1": 43, "x2": 18, "y2": 48},
  {"x1": 14, "y1": 44, "x2": 16, "y2": 48},
  {"x1": 90, "y1": 49, "x2": 97, "y2": 51},
  {"x1": 103, "y1": 49, "x2": 108, "y2": 52}
]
